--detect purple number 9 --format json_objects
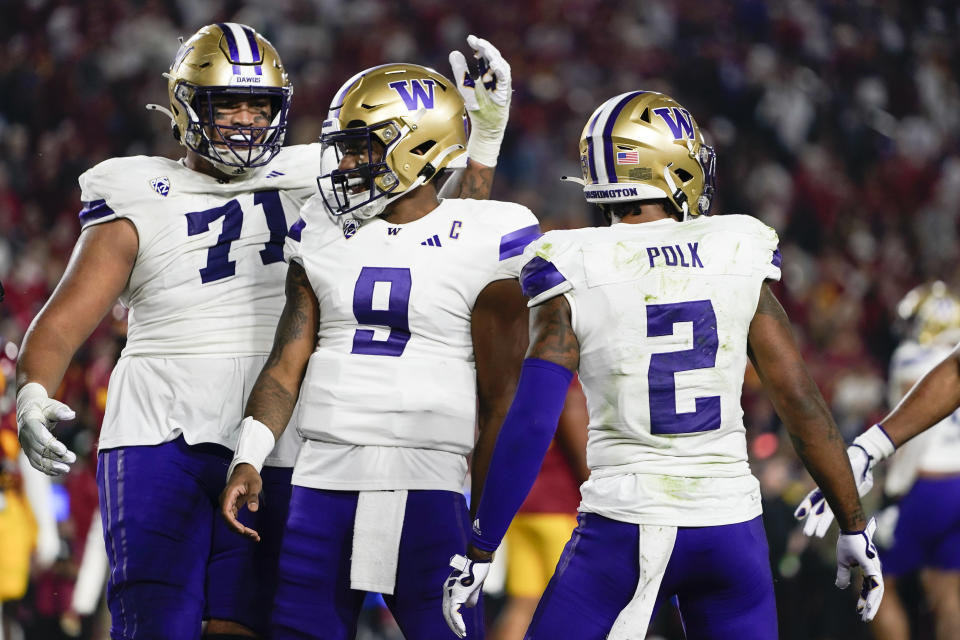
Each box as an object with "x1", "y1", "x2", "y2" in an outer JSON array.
[
  {"x1": 646, "y1": 300, "x2": 721, "y2": 434},
  {"x1": 351, "y1": 267, "x2": 412, "y2": 357}
]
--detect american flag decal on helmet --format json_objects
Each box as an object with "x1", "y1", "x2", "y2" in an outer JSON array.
[{"x1": 616, "y1": 150, "x2": 639, "y2": 164}]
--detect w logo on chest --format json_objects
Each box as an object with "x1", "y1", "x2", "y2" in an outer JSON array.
[{"x1": 388, "y1": 79, "x2": 436, "y2": 110}]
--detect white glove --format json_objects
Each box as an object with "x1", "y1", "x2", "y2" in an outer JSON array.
[
  {"x1": 794, "y1": 425, "x2": 896, "y2": 537},
  {"x1": 794, "y1": 446, "x2": 872, "y2": 537},
  {"x1": 442, "y1": 553, "x2": 491, "y2": 638},
  {"x1": 16, "y1": 382, "x2": 77, "y2": 476},
  {"x1": 836, "y1": 518, "x2": 885, "y2": 622},
  {"x1": 448, "y1": 35, "x2": 511, "y2": 167}
]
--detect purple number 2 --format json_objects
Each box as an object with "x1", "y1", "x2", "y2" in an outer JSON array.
[
  {"x1": 646, "y1": 300, "x2": 721, "y2": 435},
  {"x1": 185, "y1": 190, "x2": 287, "y2": 283},
  {"x1": 351, "y1": 267, "x2": 412, "y2": 357}
]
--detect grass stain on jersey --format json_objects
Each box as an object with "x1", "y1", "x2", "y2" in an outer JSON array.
[
  {"x1": 534, "y1": 241, "x2": 554, "y2": 260},
  {"x1": 657, "y1": 475, "x2": 705, "y2": 502}
]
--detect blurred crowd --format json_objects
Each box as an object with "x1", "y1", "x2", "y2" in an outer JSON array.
[{"x1": 3, "y1": 0, "x2": 960, "y2": 638}]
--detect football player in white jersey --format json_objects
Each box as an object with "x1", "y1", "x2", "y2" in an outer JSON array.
[
  {"x1": 797, "y1": 282, "x2": 960, "y2": 640},
  {"x1": 441, "y1": 91, "x2": 884, "y2": 639},
  {"x1": 14, "y1": 24, "x2": 512, "y2": 640},
  {"x1": 220, "y1": 62, "x2": 539, "y2": 639}
]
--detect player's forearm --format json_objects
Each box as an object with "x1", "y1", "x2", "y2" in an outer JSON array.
[
  {"x1": 787, "y1": 419, "x2": 866, "y2": 532},
  {"x1": 881, "y1": 348, "x2": 960, "y2": 447},
  {"x1": 458, "y1": 160, "x2": 495, "y2": 200},
  {"x1": 16, "y1": 320, "x2": 83, "y2": 393},
  {"x1": 244, "y1": 261, "x2": 318, "y2": 436},
  {"x1": 243, "y1": 369, "x2": 300, "y2": 439},
  {"x1": 437, "y1": 161, "x2": 495, "y2": 200},
  {"x1": 471, "y1": 402, "x2": 505, "y2": 518},
  {"x1": 772, "y1": 373, "x2": 866, "y2": 531}
]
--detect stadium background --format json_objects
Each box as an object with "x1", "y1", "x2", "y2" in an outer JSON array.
[{"x1": 1, "y1": 0, "x2": 957, "y2": 638}]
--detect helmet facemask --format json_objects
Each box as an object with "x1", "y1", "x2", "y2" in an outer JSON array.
[
  {"x1": 318, "y1": 119, "x2": 413, "y2": 220},
  {"x1": 174, "y1": 83, "x2": 291, "y2": 176}
]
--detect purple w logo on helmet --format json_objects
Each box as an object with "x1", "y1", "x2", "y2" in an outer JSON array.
[
  {"x1": 388, "y1": 79, "x2": 437, "y2": 111},
  {"x1": 653, "y1": 107, "x2": 695, "y2": 140}
]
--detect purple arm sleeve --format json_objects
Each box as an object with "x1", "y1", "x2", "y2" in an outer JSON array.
[{"x1": 471, "y1": 357, "x2": 574, "y2": 552}]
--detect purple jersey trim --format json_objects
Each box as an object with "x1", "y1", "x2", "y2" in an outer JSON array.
[
  {"x1": 288, "y1": 217, "x2": 306, "y2": 241},
  {"x1": 499, "y1": 224, "x2": 542, "y2": 260},
  {"x1": 79, "y1": 199, "x2": 116, "y2": 224},
  {"x1": 520, "y1": 256, "x2": 567, "y2": 299},
  {"x1": 771, "y1": 247, "x2": 782, "y2": 268}
]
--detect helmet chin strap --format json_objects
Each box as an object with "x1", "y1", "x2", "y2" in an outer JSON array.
[
  {"x1": 146, "y1": 74, "x2": 179, "y2": 121},
  {"x1": 145, "y1": 103, "x2": 176, "y2": 121},
  {"x1": 662, "y1": 163, "x2": 690, "y2": 221}
]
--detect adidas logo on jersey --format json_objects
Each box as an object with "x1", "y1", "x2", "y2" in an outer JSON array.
[
  {"x1": 265, "y1": 170, "x2": 285, "y2": 178},
  {"x1": 421, "y1": 234, "x2": 442, "y2": 247}
]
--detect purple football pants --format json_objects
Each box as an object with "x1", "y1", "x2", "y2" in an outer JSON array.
[
  {"x1": 526, "y1": 513, "x2": 777, "y2": 639},
  {"x1": 880, "y1": 475, "x2": 960, "y2": 575},
  {"x1": 271, "y1": 487, "x2": 483, "y2": 639},
  {"x1": 97, "y1": 437, "x2": 291, "y2": 639}
]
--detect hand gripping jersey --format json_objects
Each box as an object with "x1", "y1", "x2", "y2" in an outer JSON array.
[
  {"x1": 285, "y1": 196, "x2": 540, "y2": 491},
  {"x1": 78, "y1": 145, "x2": 323, "y2": 462},
  {"x1": 884, "y1": 339, "x2": 960, "y2": 495},
  {"x1": 520, "y1": 215, "x2": 781, "y2": 527}
]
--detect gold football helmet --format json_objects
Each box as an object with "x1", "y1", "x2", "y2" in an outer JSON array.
[
  {"x1": 150, "y1": 23, "x2": 292, "y2": 175},
  {"x1": 318, "y1": 63, "x2": 468, "y2": 219},
  {"x1": 572, "y1": 91, "x2": 715, "y2": 220},
  {"x1": 897, "y1": 281, "x2": 960, "y2": 344}
]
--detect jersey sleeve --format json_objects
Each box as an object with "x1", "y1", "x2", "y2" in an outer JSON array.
[
  {"x1": 490, "y1": 205, "x2": 543, "y2": 280},
  {"x1": 721, "y1": 215, "x2": 781, "y2": 282},
  {"x1": 76, "y1": 158, "x2": 166, "y2": 248},
  {"x1": 284, "y1": 216, "x2": 306, "y2": 266},
  {"x1": 77, "y1": 161, "x2": 127, "y2": 230},
  {"x1": 519, "y1": 231, "x2": 578, "y2": 307},
  {"x1": 285, "y1": 193, "x2": 346, "y2": 266},
  {"x1": 284, "y1": 194, "x2": 321, "y2": 266}
]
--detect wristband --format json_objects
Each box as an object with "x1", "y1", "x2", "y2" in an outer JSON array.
[
  {"x1": 227, "y1": 416, "x2": 276, "y2": 480},
  {"x1": 16, "y1": 382, "x2": 51, "y2": 433},
  {"x1": 467, "y1": 132, "x2": 503, "y2": 168},
  {"x1": 852, "y1": 424, "x2": 896, "y2": 468}
]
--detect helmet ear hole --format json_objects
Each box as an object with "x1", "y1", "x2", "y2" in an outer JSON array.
[
  {"x1": 411, "y1": 140, "x2": 436, "y2": 156},
  {"x1": 674, "y1": 168, "x2": 694, "y2": 183}
]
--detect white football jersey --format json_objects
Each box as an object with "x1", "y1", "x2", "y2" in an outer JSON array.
[
  {"x1": 286, "y1": 196, "x2": 540, "y2": 491},
  {"x1": 884, "y1": 339, "x2": 960, "y2": 495},
  {"x1": 78, "y1": 144, "x2": 323, "y2": 462},
  {"x1": 520, "y1": 215, "x2": 781, "y2": 526}
]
